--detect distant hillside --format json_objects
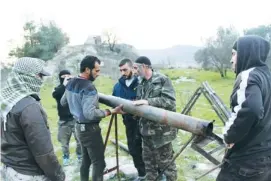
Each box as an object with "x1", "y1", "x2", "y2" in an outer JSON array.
[
  {"x1": 1, "y1": 44, "x2": 202, "y2": 86},
  {"x1": 138, "y1": 45, "x2": 202, "y2": 68}
]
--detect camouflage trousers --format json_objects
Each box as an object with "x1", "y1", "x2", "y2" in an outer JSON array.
[
  {"x1": 142, "y1": 136, "x2": 177, "y2": 181},
  {"x1": 1, "y1": 165, "x2": 50, "y2": 181}
]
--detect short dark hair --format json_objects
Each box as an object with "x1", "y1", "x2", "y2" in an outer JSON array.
[
  {"x1": 119, "y1": 58, "x2": 133, "y2": 67},
  {"x1": 80, "y1": 55, "x2": 101, "y2": 73},
  {"x1": 135, "y1": 56, "x2": 151, "y2": 66}
]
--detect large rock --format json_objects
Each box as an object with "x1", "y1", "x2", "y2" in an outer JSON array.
[
  {"x1": 49, "y1": 42, "x2": 139, "y2": 80},
  {"x1": 84, "y1": 35, "x2": 102, "y2": 45}
]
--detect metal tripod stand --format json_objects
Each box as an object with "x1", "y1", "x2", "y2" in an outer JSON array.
[{"x1": 103, "y1": 114, "x2": 120, "y2": 181}]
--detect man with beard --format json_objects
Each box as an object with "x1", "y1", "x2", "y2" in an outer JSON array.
[
  {"x1": 216, "y1": 35, "x2": 271, "y2": 181},
  {"x1": 52, "y1": 69, "x2": 82, "y2": 166},
  {"x1": 132, "y1": 56, "x2": 177, "y2": 181},
  {"x1": 60, "y1": 55, "x2": 124, "y2": 181},
  {"x1": 112, "y1": 58, "x2": 146, "y2": 180}
]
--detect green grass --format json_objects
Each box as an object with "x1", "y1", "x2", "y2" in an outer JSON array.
[{"x1": 40, "y1": 68, "x2": 235, "y2": 181}]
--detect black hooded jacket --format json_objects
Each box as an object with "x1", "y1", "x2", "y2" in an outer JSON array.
[
  {"x1": 224, "y1": 35, "x2": 271, "y2": 159},
  {"x1": 52, "y1": 70, "x2": 73, "y2": 121}
]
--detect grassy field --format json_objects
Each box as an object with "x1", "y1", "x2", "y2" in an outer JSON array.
[{"x1": 40, "y1": 68, "x2": 235, "y2": 181}]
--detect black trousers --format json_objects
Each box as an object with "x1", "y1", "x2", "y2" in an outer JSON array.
[
  {"x1": 75, "y1": 123, "x2": 106, "y2": 181},
  {"x1": 216, "y1": 155, "x2": 271, "y2": 181},
  {"x1": 123, "y1": 115, "x2": 146, "y2": 176}
]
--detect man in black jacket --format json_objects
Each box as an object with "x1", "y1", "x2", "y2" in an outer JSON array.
[
  {"x1": 52, "y1": 70, "x2": 82, "y2": 166},
  {"x1": 112, "y1": 58, "x2": 146, "y2": 180},
  {"x1": 217, "y1": 35, "x2": 271, "y2": 181},
  {"x1": 1, "y1": 57, "x2": 65, "y2": 181}
]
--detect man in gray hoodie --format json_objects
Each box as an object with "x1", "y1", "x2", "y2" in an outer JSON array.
[{"x1": 61, "y1": 55, "x2": 124, "y2": 181}]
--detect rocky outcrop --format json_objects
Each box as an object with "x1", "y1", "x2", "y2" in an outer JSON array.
[{"x1": 48, "y1": 36, "x2": 139, "y2": 80}]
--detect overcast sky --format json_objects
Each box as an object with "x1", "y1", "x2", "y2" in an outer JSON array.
[{"x1": 0, "y1": 0, "x2": 271, "y2": 61}]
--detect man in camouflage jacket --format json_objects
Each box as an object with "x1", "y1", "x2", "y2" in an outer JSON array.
[{"x1": 133, "y1": 56, "x2": 177, "y2": 181}]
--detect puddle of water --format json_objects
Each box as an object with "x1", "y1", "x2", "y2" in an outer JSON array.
[{"x1": 175, "y1": 77, "x2": 196, "y2": 84}]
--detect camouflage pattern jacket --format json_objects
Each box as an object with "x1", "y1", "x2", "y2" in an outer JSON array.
[{"x1": 136, "y1": 71, "x2": 177, "y2": 148}]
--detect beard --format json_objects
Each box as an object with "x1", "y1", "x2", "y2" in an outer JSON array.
[
  {"x1": 123, "y1": 71, "x2": 133, "y2": 79},
  {"x1": 89, "y1": 76, "x2": 95, "y2": 81},
  {"x1": 89, "y1": 71, "x2": 95, "y2": 81}
]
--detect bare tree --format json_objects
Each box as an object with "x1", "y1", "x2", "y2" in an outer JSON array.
[
  {"x1": 194, "y1": 26, "x2": 239, "y2": 77},
  {"x1": 102, "y1": 29, "x2": 118, "y2": 52}
]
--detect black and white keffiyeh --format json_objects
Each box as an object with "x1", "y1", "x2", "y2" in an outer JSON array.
[{"x1": 1, "y1": 57, "x2": 47, "y2": 130}]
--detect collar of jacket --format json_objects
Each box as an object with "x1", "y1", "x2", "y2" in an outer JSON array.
[
  {"x1": 118, "y1": 76, "x2": 138, "y2": 88},
  {"x1": 30, "y1": 94, "x2": 41, "y2": 101}
]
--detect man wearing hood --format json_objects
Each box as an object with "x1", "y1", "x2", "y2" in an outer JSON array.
[
  {"x1": 1, "y1": 57, "x2": 65, "y2": 181},
  {"x1": 52, "y1": 69, "x2": 82, "y2": 166},
  {"x1": 112, "y1": 58, "x2": 146, "y2": 180},
  {"x1": 217, "y1": 35, "x2": 271, "y2": 181}
]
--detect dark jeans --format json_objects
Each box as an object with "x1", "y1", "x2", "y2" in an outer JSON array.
[
  {"x1": 216, "y1": 155, "x2": 271, "y2": 181},
  {"x1": 123, "y1": 116, "x2": 146, "y2": 176},
  {"x1": 75, "y1": 123, "x2": 106, "y2": 181},
  {"x1": 58, "y1": 120, "x2": 81, "y2": 159}
]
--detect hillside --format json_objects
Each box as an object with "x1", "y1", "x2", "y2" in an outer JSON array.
[
  {"x1": 46, "y1": 36, "x2": 140, "y2": 80},
  {"x1": 138, "y1": 45, "x2": 201, "y2": 68},
  {"x1": 1, "y1": 41, "x2": 202, "y2": 86},
  {"x1": 1, "y1": 36, "x2": 140, "y2": 85}
]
